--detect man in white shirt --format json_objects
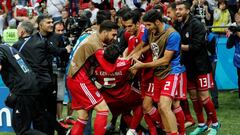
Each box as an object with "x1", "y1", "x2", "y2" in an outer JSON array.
[
  {"x1": 47, "y1": 0, "x2": 66, "y2": 21},
  {"x1": 85, "y1": 1, "x2": 99, "y2": 24}
]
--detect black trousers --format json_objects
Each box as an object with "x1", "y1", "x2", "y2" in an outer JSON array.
[
  {"x1": 12, "y1": 95, "x2": 46, "y2": 135},
  {"x1": 38, "y1": 75, "x2": 67, "y2": 135},
  {"x1": 210, "y1": 61, "x2": 219, "y2": 108}
]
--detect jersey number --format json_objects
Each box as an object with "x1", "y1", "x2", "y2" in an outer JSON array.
[
  {"x1": 164, "y1": 81, "x2": 171, "y2": 91},
  {"x1": 199, "y1": 78, "x2": 207, "y2": 87},
  {"x1": 103, "y1": 78, "x2": 116, "y2": 88}
]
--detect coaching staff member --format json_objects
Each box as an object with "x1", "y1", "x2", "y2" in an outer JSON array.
[
  {"x1": 0, "y1": 43, "x2": 47, "y2": 135},
  {"x1": 13, "y1": 15, "x2": 72, "y2": 135}
]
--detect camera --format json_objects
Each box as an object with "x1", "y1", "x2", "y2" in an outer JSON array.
[
  {"x1": 229, "y1": 25, "x2": 240, "y2": 33},
  {"x1": 67, "y1": 15, "x2": 91, "y2": 38}
]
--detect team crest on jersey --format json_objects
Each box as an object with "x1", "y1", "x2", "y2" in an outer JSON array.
[
  {"x1": 95, "y1": 91, "x2": 101, "y2": 97},
  {"x1": 117, "y1": 61, "x2": 126, "y2": 67},
  {"x1": 150, "y1": 42, "x2": 159, "y2": 61},
  {"x1": 135, "y1": 38, "x2": 138, "y2": 43}
]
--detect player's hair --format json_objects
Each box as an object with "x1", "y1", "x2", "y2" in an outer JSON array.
[
  {"x1": 122, "y1": 11, "x2": 141, "y2": 24},
  {"x1": 176, "y1": 1, "x2": 191, "y2": 10},
  {"x1": 99, "y1": 20, "x2": 118, "y2": 33},
  {"x1": 142, "y1": 9, "x2": 163, "y2": 23},
  {"x1": 104, "y1": 44, "x2": 121, "y2": 64}
]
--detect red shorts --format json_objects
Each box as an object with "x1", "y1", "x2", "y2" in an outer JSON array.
[
  {"x1": 153, "y1": 72, "x2": 187, "y2": 102},
  {"x1": 102, "y1": 86, "x2": 142, "y2": 116},
  {"x1": 66, "y1": 76, "x2": 103, "y2": 111},
  {"x1": 141, "y1": 82, "x2": 154, "y2": 98},
  {"x1": 187, "y1": 73, "x2": 214, "y2": 91}
]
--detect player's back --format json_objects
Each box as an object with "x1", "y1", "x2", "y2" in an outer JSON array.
[{"x1": 94, "y1": 58, "x2": 132, "y2": 99}]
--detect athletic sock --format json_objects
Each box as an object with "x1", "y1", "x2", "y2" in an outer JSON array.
[
  {"x1": 130, "y1": 106, "x2": 143, "y2": 129},
  {"x1": 181, "y1": 100, "x2": 194, "y2": 121},
  {"x1": 144, "y1": 114, "x2": 158, "y2": 135},
  {"x1": 173, "y1": 106, "x2": 185, "y2": 135},
  {"x1": 94, "y1": 110, "x2": 109, "y2": 135},
  {"x1": 71, "y1": 118, "x2": 87, "y2": 135},
  {"x1": 191, "y1": 98, "x2": 205, "y2": 123},
  {"x1": 147, "y1": 107, "x2": 164, "y2": 128},
  {"x1": 122, "y1": 113, "x2": 132, "y2": 127},
  {"x1": 202, "y1": 97, "x2": 218, "y2": 123}
]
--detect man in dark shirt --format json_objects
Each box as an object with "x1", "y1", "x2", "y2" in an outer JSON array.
[
  {"x1": 175, "y1": 2, "x2": 220, "y2": 135},
  {"x1": 0, "y1": 44, "x2": 46, "y2": 135},
  {"x1": 13, "y1": 15, "x2": 72, "y2": 135}
]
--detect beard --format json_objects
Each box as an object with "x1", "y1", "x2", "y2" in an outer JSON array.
[{"x1": 103, "y1": 36, "x2": 113, "y2": 45}]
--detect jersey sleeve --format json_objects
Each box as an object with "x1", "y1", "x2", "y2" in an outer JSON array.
[
  {"x1": 165, "y1": 32, "x2": 181, "y2": 52},
  {"x1": 142, "y1": 28, "x2": 149, "y2": 43}
]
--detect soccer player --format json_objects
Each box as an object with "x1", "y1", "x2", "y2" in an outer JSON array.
[
  {"x1": 166, "y1": 2, "x2": 197, "y2": 128},
  {"x1": 175, "y1": 2, "x2": 220, "y2": 135},
  {"x1": 131, "y1": 9, "x2": 187, "y2": 135},
  {"x1": 66, "y1": 20, "x2": 118, "y2": 135},
  {"x1": 94, "y1": 48, "x2": 143, "y2": 135},
  {"x1": 122, "y1": 10, "x2": 162, "y2": 135}
]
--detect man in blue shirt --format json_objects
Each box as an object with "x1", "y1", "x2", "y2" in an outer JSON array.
[{"x1": 131, "y1": 9, "x2": 187, "y2": 135}]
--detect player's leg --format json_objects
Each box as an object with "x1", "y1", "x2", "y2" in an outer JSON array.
[
  {"x1": 197, "y1": 73, "x2": 220, "y2": 135},
  {"x1": 142, "y1": 82, "x2": 163, "y2": 128},
  {"x1": 173, "y1": 73, "x2": 187, "y2": 135},
  {"x1": 181, "y1": 100, "x2": 195, "y2": 128},
  {"x1": 158, "y1": 96, "x2": 177, "y2": 135},
  {"x1": 187, "y1": 78, "x2": 206, "y2": 134},
  {"x1": 94, "y1": 99, "x2": 110, "y2": 135},
  {"x1": 71, "y1": 109, "x2": 89, "y2": 135},
  {"x1": 173, "y1": 100, "x2": 185, "y2": 135}
]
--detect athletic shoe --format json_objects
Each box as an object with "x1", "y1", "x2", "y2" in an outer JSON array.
[
  {"x1": 208, "y1": 123, "x2": 221, "y2": 135},
  {"x1": 126, "y1": 129, "x2": 138, "y2": 135},
  {"x1": 189, "y1": 125, "x2": 208, "y2": 135},
  {"x1": 185, "y1": 120, "x2": 195, "y2": 128}
]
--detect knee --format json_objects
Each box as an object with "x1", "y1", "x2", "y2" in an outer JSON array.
[
  {"x1": 94, "y1": 100, "x2": 109, "y2": 112},
  {"x1": 143, "y1": 101, "x2": 152, "y2": 113},
  {"x1": 198, "y1": 91, "x2": 210, "y2": 101},
  {"x1": 188, "y1": 90, "x2": 198, "y2": 99},
  {"x1": 158, "y1": 102, "x2": 170, "y2": 114},
  {"x1": 77, "y1": 111, "x2": 89, "y2": 120}
]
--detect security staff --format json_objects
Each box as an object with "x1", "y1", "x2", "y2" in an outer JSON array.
[{"x1": 0, "y1": 44, "x2": 46, "y2": 135}]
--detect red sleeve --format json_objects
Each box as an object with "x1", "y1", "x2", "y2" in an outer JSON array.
[
  {"x1": 124, "y1": 31, "x2": 131, "y2": 41},
  {"x1": 146, "y1": 4, "x2": 153, "y2": 11}
]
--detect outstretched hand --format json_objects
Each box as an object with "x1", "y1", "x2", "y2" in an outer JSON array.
[
  {"x1": 130, "y1": 58, "x2": 143, "y2": 70},
  {"x1": 126, "y1": 51, "x2": 142, "y2": 60}
]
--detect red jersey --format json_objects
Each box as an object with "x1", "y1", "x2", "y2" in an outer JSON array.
[
  {"x1": 127, "y1": 24, "x2": 145, "y2": 54},
  {"x1": 146, "y1": 3, "x2": 168, "y2": 15},
  {"x1": 94, "y1": 59, "x2": 132, "y2": 99}
]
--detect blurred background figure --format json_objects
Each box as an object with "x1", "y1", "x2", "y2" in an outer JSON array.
[{"x1": 2, "y1": 18, "x2": 18, "y2": 46}]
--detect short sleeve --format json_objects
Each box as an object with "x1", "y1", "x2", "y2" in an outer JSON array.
[{"x1": 165, "y1": 32, "x2": 181, "y2": 51}]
